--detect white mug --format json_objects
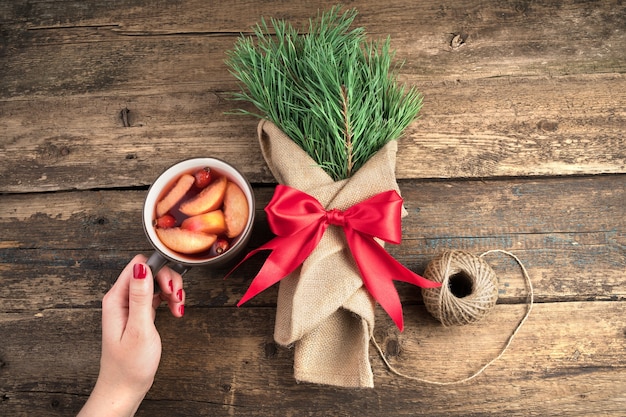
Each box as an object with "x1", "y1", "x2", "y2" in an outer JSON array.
[{"x1": 142, "y1": 157, "x2": 255, "y2": 276}]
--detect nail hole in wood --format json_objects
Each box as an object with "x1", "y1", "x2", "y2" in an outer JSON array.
[
  {"x1": 450, "y1": 32, "x2": 468, "y2": 49},
  {"x1": 385, "y1": 338, "x2": 401, "y2": 357},
  {"x1": 120, "y1": 107, "x2": 130, "y2": 127}
]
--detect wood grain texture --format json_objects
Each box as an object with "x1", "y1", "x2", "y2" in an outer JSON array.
[
  {"x1": 0, "y1": 302, "x2": 624, "y2": 416},
  {"x1": 1, "y1": 176, "x2": 623, "y2": 312},
  {"x1": 0, "y1": 0, "x2": 625, "y2": 416},
  {"x1": 1, "y1": 73, "x2": 624, "y2": 192},
  {"x1": 1, "y1": 0, "x2": 624, "y2": 192}
]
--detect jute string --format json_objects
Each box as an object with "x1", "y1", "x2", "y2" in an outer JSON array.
[
  {"x1": 372, "y1": 249, "x2": 534, "y2": 385},
  {"x1": 422, "y1": 250, "x2": 499, "y2": 326}
]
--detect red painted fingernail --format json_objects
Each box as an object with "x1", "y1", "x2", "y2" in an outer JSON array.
[
  {"x1": 133, "y1": 264, "x2": 147, "y2": 279},
  {"x1": 177, "y1": 288, "x2": 183, "y2": 301},
  {"x1": 168, "y1": 280, "x2": 173, "y2": 292},
  {"x1": 179, "y1": 305, "x2": 185, "y2": 317}
]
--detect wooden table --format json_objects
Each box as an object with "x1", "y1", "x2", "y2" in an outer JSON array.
[{"x1": 1, "y1": 1, "x2": 624, "y2": 415}]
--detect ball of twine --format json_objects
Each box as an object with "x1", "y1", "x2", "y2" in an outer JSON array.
[
  {"x1": 374, "y1": 249, "x2": 533, "y2": 385},
  {"x1": 421, "y1": 250, "x2": 499, "y2": 326}
]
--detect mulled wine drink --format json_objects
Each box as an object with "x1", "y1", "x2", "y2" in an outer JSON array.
[{"x1": 143, "y1": 158, "x2": 255, "y2": 272}]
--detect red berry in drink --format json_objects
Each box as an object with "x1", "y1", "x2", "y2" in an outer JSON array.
[
  {"x1": 214, "y1": 238, "x2": 230, "y2": 255},
  {"x1": 154, "y1": 214, "x2": 176, "y2": 229},
  {"x1": 194, "y1": 167, "x2": 212, "y2": 188}
]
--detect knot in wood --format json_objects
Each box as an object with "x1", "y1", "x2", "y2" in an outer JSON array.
[{"x1": 450, "y1": 32, "x2": 468, "y2": 49}]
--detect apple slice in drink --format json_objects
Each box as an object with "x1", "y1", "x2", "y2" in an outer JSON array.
[
  {"x1": 180, "y1": 210, "x2": 227, "y2": 234},
  {"x1": 223, "y1": 181, "x2": 249, "y2": 238},
  {"x1": 179, "y1": 175, "x2": 227, "y2": 216},
  {"x1": 156, "y1": 227, "x2": 217, "y2": 254},
  {"x1": 156, "y1": 174, "x2": 195, "y2": 217}
]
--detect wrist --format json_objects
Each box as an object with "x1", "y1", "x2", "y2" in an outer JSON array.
[{"x1": 78, "y1": 377, "x2": 148, "y2": 417}]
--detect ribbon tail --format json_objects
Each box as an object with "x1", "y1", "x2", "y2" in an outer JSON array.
[
  {"x1": 234, "y1": 236, "x2": 292, "y2": 306},
  {"x1": 234, "y1": 220, "x2": 329, "y2": 307},
  {"x1": 345, "y1": 228, "x2": 441, "y2": 331}
]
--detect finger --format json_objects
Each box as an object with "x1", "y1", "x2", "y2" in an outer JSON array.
[
  {"x1": 106, "y1": 254, "x2": 148, "y2": 301},
  {"x1": 101, "y1": 254, "x2": 147, "y2": 341},
  {"x1": 170, "y1": 288, "x2": 185, "y2": 318},
  {"x1": 155, "y1": 287, "x2": 185, "y2": 318},
  {"x1": 154, "y1": 266, "x2": 183, "y2": 299},
  {"x1": 126, "y1": 261, "x2": 156, "y2": 331},
  {"x1": 154, "y1": 266, "x2": 185, "y2": 318},
  {"x1": 152, "y1": 293, "x2": 163, "y2": 311}
]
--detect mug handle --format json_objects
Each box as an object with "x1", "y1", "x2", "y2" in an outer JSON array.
[
  {"x1": 146, "y1": 252, "x2": 192, "y2": 291},
  {"x1": 146, "y1": 251, "x2": 168, "y2": 275}
]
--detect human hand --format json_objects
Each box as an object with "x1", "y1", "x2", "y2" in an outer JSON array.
[{"x1": 78, "y1": 254, "x2": 185, "y2": 417}]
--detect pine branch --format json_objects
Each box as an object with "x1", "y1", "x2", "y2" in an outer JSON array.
[
  {"x1": 340, "y1": 85, "x2": 354, "y2": 178},
  {"x1": 225, "y1": 6, "x2": 422, "y2": 180}
]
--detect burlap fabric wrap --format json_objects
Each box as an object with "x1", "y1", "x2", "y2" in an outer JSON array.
[{"x1": 257, "y1": 119, "x2": 408, "y2": 388}]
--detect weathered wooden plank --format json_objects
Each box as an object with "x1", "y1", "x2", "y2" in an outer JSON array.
[
  {"x1": 1, "y1": 1, "x2": 625, "y2": 191},
  {"x1": 1, "y1": 0, "x2": 624, "y2": 85},
  {"x1": 1, "y1": 73, "x2": 624, "y2": 192},
  {"x1": 1, "y1": 1, "x2": 624, "y2": 417},
  {"x1": 0, "y1": 302, "x2": 624, "y2": 416},
  {"x1": 2, "y1": 28, "x2": 624, "y2": 102},
  {"x1": 1, "y1": 176, "x2": 623, "y2": 311}
]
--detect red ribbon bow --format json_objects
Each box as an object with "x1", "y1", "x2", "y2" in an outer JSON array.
[{"x1": 233, "y1": 185, "x2": 440, "y2": 331}]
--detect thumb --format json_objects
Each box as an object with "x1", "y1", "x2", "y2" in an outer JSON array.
[{"x1": 127, "y1": 263, "x2": 156, "y2": 330}]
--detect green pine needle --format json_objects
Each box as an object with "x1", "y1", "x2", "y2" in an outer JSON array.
[{"x1": 226, "y1": 6, "x2": 423, "y2": 181}]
